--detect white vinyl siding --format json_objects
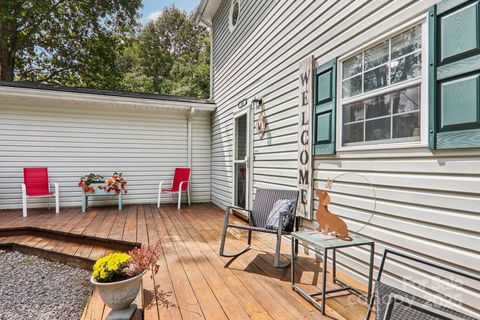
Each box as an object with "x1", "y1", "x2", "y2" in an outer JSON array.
[
  {"x1": 209, "y1": 0, "x2": 480, "y2": 316},
  {"x1": 192, "y1": 112, "x2": 212, "y2": 202},
  {"x1": 0, "y1": 100, "x2": 211, "y2": 209}
]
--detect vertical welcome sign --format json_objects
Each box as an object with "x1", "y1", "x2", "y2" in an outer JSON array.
[{"x1": 297, "y1": 56, "x2": 313, "y2": 219}]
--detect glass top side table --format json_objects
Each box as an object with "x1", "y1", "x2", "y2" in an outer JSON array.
[{"x1": 290, "y1": 231, "x2": 375, "y2": 315}]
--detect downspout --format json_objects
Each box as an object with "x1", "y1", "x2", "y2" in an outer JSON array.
[
  {"x1": 200, "y1": 17, "x2": 214, "y2": 204},
  {"x1": 187, "y1": 107, "x2": 196, "y2": 168}
]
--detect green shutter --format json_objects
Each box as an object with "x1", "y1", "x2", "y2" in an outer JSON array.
[
  {"x1": 313, "y1": 59, "x2": 337, "y2": 155},
  {"x1": 429, "y1": 0, "x2": 480, "y2": 149}
]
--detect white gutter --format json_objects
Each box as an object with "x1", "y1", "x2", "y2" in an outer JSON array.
[
  {"x1": 0, "y1": 86, "x2": 216, "y2": 112},
  {"x1": 194, "y1": 0, "x2": 210, "y2": 24}
]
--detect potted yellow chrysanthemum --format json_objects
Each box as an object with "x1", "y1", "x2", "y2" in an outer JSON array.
[{"x1": 90, "y1": 243, "x2": 159, "y2": 318}]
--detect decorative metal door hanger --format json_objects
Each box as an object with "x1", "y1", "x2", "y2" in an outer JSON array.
[{"x1": 253, "y1": 97, "x2": 267, "y2": 139}]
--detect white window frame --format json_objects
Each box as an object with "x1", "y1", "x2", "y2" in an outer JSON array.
[
  {"x1": 336, "y1": 15, "x2": 429, "y2": 152},
  {"x1": 228, "y1": 0, "x2": 240, "y2": 32}
]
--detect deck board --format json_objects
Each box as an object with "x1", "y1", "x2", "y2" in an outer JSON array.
[{"x1": 0, "y1": 204, "x2": 368, "y2": 320}]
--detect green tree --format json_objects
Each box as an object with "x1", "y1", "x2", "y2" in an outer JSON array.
[
  {"x1": 165, "y1": 34, "x2": 210, "y2": 98},
  {"x1": 121, "y1": 6, "x2": 210, "y2": 98},
  {"x1": 0, "y1": 0, "x2": 141, "y2": 89}
]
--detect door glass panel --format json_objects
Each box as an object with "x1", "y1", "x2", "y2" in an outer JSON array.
[
  {"x1": 235, "y1": 115, "x2": 247, "y2": 160},
  {"x1": 235, "y1": 162, "x2": 246, "y2": 209},
  {"x1": 234, "y1": 113, "x2": 248, "y2": 209}
]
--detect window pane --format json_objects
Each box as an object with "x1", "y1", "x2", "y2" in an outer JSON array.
[
  {"x1": 364, "y1": 41, "x2": 389, "y2": 70},
  {"x1": 364, "y1": 65, "x2": 388, "y2": 92},
  {"x1": 393, "y1": 85, "x2": 420, "y2": 114},
  {"x1": 343, "y1": 53, "x2": 363, "y2": 78},
  {"x1": 390, "y1": 52, "x2": 422, "y2": 84},
  {"x1": 343, "y1": 122, "x2": 364, "y2": 144},
  {"x1": 366, "y1": 117, "x2": 390, "y2": 141},
  {"x1": 343, "y1": 75, "x2": 362, "y2": 98},
  {"x1": 343, "y1": 101, "x2": 364, "y2": 123},
  {"x1": 393, "y1": 112, "x2": 420, "y2": 138},
  {"x1": 391, "y1": 25, "x2": 421, "y2": 59},
  {"x1": 365, "y1": 94, "x2": 391, "y2": 119}
]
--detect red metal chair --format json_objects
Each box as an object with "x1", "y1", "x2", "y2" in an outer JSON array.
[
  {"x1": 22, "y1": 168, "x2": 59, "y2": 217},
  {"x1": 157, "y1": 168, "x2": 191, "y2": 209}
]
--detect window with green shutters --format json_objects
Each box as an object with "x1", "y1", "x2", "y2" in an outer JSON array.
[
  {"x1": 338, "y1": 24, "x2": 425, "y2": 148},
  {"x1": 313, "y1": 59, "x2": 337, "y2": 155},
  {"x1": 429, "y1": 0, "x2": 480, "y2": 149}
]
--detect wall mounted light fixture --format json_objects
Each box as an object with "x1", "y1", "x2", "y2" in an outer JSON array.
[{"x1": 251, "y1": 97, "x2": 263, "y2": 110}]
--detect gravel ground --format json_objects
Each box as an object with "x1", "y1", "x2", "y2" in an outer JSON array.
[{"x1": 0, "y1": 250, "x2": 92, "y2": 320}]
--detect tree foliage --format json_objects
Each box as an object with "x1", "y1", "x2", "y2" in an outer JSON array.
[
  {"x1": 120, "y1": 6, "x2": 210, "y2": 98},
  {"x1": 0, "y1": 2, "x2": 210, "y2": 98},
  {"x1": 0, "y1": 0, "x2": 141, "y2": 89}
]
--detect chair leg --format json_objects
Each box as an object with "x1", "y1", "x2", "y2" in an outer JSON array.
[
  {"x1": 187, "y1": 187, "x2": 191, "y2": 205},
  {"x1": 274, "y1": 232, "x2": 290, "y2": 268},
  {"x1": 219, "y1": 223, "x2": 228, "y2": 256},
  {"x1": 157, "y1": 186, "x2": 162, "y2": 208},
  {"x1": 248, "y1": 230, "x2": 252, "y2": 245},
  {"x1": 22, "y1": 191, "x2": 27, "y2": 218},
  {"x1": 219, "y1": 208, "x2": 250, "y2": 258},
  {"x1": 177, "y1": 189, "x2": 182, "y2": 209},
  {"x1": 55, "y1": 184, "x2": 59, "y2": 214},
  {"x1": 365, "y1": 295, "x2": 375, "y2": 320},
  {"x1": 220, "y1": 227, "x2": 251, "y2": 258}
]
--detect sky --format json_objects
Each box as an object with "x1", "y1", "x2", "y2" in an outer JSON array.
[{"x1": 139, "y1": 0, "x2": 199, "y2": 24}]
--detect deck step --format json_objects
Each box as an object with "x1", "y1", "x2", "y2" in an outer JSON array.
[
  {"x1": 0, "y1": 235, "x2": 144, "y2": 319},
  {"x1": 0, "y1": 234, "x2": 114, "y2": 269},
  {"x1": 0, "y1": 226, "x2": 140, "y2": 251}
]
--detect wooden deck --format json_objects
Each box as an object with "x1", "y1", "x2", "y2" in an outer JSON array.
[{"x1": 0, "y1": 204, "x2": 369, "y2": 320}]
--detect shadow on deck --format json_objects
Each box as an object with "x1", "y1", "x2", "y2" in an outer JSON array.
[{"x1": 0, "y1": 203, "x2": 369, "y2": 320}]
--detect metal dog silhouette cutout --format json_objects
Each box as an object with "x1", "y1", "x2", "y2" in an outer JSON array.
[{"x1": 316, "y1": 189, "x2": 351, "y2": 241}]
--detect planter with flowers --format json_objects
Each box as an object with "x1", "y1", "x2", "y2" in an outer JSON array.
[
  {"x1": 90, "y1": 243, "x2": 159, "y2": 319},
  {"x1": 79, "y1": 172, "x2": 127, "y2": 212}
]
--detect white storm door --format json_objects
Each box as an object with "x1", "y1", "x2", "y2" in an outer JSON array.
[{"x1": 232, "y1": 107, "x2": 251, "y2": 209}]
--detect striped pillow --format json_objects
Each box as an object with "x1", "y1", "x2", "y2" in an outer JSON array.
[{"x1": 265, "y1": 199, "x2": 295, "y2": 231}]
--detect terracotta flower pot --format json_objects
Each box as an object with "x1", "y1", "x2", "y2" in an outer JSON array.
[{"x1": 90, "y1": 270, "x2": 145, "y2": 311}]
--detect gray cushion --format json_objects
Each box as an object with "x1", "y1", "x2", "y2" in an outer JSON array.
[
  {"x1": 265, "y1": 199, "x2": 294, "y2": 231},
  {"x1": 250, "y1": 189, "x2": 298, "y2": 228}
]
